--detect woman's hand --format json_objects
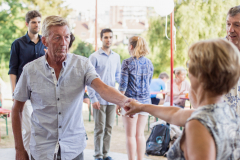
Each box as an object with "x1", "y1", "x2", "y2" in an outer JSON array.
[
  {"x1": 116, "y1": 105, "x2": 121, "y2": 116},
  {"x1": 124, "y1": 99, "x2": 143, "y2": 117}
]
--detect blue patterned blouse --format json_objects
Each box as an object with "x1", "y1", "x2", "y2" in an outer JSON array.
[{"x1": 119, "y1": 56, "x2": 153, "y2": 104}]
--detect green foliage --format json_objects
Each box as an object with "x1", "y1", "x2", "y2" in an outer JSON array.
[
  {"x1": 146, "y1": 0, "x2": 240, "y2": 77},
  {"x1": 72, "y1": 37, "x2": 94, "y2": 58},
  {"x1": 0, "y1": 0, "x2": 72, "y2": 81},
  {"x1": 112, "y1": 44, "x2": 130, "y2": 63}
]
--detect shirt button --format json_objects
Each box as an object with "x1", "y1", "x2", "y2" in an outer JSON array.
[
  {"x1": 57, "y1": 84, "x2": 58, "y2": 87},
  {"x1": 59, "y1": 139, "x2": 61, "y2": 141},
  {"x1": 52, "y1": 72, "x2": 54, "y2": 74},
  {"x1": 57, "y1": 98, "x2": 60, "y2": 101},
  {"x1": 59, "y1": 126, "x2": 61, "y2": 128},
  {"x1": 59, "y1": 112, "x2": 61, "y2": 115}
]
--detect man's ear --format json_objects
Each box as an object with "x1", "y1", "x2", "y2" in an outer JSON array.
[
  {"x1": 25, "y1": 22, "x2": 29, "y2": 27},
  {"x1": 42, "y1": 37, "x2": 48, "y2": 47}
]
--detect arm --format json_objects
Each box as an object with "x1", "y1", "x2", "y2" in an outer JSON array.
[
  {"x1": 9, "y1": 41, "x2": 19, "y2": 98},
  {"x1": 125, "y1": 100, "x2": 194, "y2": 126},
  {"x1": 87, "y1": 55, "x2": 100, "y2": 109},
  {"x1": 10, "y1": 74, "x2": 17, "y2": 95},
  {"x1": 183, "y1": 120, "x2": 216, "y2": 160},
  {"x1": 12, "y1": 100, "x2": 29, "y2": 160},
  {"x1": 91, "y1": 78, "x2": 128, "y2": 108},
  {"x1": 87, "y1": 55, "x2": 98, "y2": 104},
  {"x1": 116, "y1": 91, "x2": 125, "y2": 115}
]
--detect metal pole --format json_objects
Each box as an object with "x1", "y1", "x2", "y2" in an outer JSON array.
[
  {"x1": 170, "y1": 11, "x2": 174, "y2": 106},
  {"x1": 95, "y1": 0, "x2": 98, "y2": 51}
]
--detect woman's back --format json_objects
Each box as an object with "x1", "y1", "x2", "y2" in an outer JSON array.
[
  {"x1": 168, "y1": 103, "x2": 240, "y2": 160},
  {"x1": 120, "y1": 56, "x2": 153, "y2": 103}
]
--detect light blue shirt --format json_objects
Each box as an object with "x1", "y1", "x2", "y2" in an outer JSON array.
[
  {"x1": 87, "y1": 48, "x2": 121, "y2": 105},
  {"x1": 13, "y1": 53, "x2": 99, "y2": 160},
  {"x1": 149, "y1": 79, "x2": 165, "y2": 98}
]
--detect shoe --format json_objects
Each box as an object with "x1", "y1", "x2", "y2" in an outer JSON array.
[
  {"x1": 95, "y1": 158, "x2": 103, "y2": 160},
  {"x1": 104, "y1": 157, "x2": 113, "y2": 160}
]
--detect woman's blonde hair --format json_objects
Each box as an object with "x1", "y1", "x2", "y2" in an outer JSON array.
[
  {"x1": 188, "y1": 39, "x2": 240, "y2": 95},
  {"x1": 42, "y1": 16, "x2": 69, "y2": 37},
  {"x1": 173, "y1": 67, "x2": 187, "y2": 76},
  {"x1": 129, "y1": 36, "x2": 150, "y2": 59}
]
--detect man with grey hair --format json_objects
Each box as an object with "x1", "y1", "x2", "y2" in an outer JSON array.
[
  {"x1": 224, "y1": 5, "x2": 240, "y2": 116},
  {"x1": 11, "y1": 15, "x2": 129, "y2": 160}
]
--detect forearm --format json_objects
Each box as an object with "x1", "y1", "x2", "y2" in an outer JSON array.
[
  {"x1": 99, "y1": 85, "x2": 128, "y2": 107},
  {"x1": 12, "y1": 101, "x2": 25, "y2": 151},
  {"x1": 141, "y1": 104, "x2": 194, "y2": 126},
  {"x1": 9, "y1": 74, "x2": 17, "y2": 93}
]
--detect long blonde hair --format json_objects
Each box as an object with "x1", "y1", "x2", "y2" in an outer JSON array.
[{"x1": 129, "y1": 36, "x2": 150, "y2": 59}]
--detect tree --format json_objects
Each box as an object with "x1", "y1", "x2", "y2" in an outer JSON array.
[
  {"x1": 0, "y1": 0, "x2": 72, "y2": 80},
  {"x1": 146, "y1": 0, "x2": 240, "y2": 77},
  {"x1": 72, "y1": 37, "x2": 94, "y2": 58}
]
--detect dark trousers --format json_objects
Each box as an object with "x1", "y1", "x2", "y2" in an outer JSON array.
[{"x1": 151, "y1": 97, "x2": 160, "y2": 105}]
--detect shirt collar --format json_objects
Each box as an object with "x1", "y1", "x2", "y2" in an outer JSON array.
[
  {"x1": 44, "y1": 53, "x2": 69, "y2": 69},
  {"x1": 25, "y1": 31, "x2": 42, "y2": 44},
  {"x1": 99, "y1": 48, "x2": 113, "y2": 56}
]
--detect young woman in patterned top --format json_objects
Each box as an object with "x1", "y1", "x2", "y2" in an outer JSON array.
[
  {"x1": 116, "y1": 36, "x2": 153, "y2": 160},
  {"x1": 124, "y1": 39, "x2": 240, "y2": 160}
]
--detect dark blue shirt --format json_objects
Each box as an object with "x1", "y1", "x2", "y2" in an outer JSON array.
[{"x1": 8, "y1": 32, "x2": 47, "y2": 82}]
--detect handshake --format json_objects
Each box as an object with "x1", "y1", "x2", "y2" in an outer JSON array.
[{"x1": 116, "y1": 99, "x2": 143, "y2": 117}]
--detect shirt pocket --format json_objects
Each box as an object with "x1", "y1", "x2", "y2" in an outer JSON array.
[
  {"x1": 62, "y1": 67, "x2": 83, "y2": 103},
  {"x1": 30, "y1": 81, "x2": 55, "y2": 107}
]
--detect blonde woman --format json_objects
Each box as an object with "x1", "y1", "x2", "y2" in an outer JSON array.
[
  {"x1": 116, "y1": 36, "x2": 153, "y2": 160},
  {"x1": 124, "y1": 39, "x2": 240, "y2": 160},
  {"x1": 164, "y1": 67, "x2": 190, "y2": 108}
]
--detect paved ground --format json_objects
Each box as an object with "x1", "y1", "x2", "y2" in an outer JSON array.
[{"x1": 0, "y1": 148, "x2": 152, "y2": 160}]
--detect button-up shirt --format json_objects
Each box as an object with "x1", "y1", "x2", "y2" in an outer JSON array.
[
  {"x1": 119, "y1": 56, "x2": 153, "y2": 104},
  {"x1": 8, "y1": 32, "x2": 47, "y2": 82},
  {"x1": 87, "y1": 48, "x2": 121, "y2": 105},
  {"x1": 13, "y1": 53, "x2": 99, "y2": 160}
]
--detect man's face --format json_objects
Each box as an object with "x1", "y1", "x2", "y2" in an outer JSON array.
[
  {"x1": 42, "y1": 25, "x2": 70, "y2": 62},
  {"x1": 226, "y1": 13, "x2": 240, "y2": 48},
  {"x1": 26, "y1": 17, "x2": 41, "y2": 34},
  {"x1": 101, "y1": 32, "x2": 113, "y2": 48}
]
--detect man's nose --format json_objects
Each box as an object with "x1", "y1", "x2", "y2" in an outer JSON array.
[
  {"x1": 60, "y1": 37, "x2": 67, "y2": 45},
  {"x1": 228, "y1": 24, "x2": 235, "y2": 33}
]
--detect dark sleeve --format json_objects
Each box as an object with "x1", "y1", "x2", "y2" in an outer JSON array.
[{"x1": 8, "y1": 41, "x2": 19, "y2": 75}]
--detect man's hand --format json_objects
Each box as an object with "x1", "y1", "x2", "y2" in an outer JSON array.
[
  {"x1": 16, "y1": 149, "x2": 29, "y2": 160},
  {"x1": 116, "y1": 105, "x2": 121, "y2": 116},
  {"x1": 124, "y1": 99, "x2": 142, "y2": 118},
  {"x1": 92, "y1": 101, "x2": 100, "y2": 110}
]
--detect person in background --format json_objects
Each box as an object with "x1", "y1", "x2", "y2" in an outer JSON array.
[
  {"x1": 224, "y1": 5, "x2": 240, "y2": 116},
  {"x1": 124, "y1": 39, "x2": 240, "y2": 160},
  {"x1": 116, "y1": 36, "x2": 153, "y2": 160},
  {"x1": 164, "y1": 67, "x2": 190, "y2": 108},
  {"x1": 150, "y1": 72, "x2": 169, "y2": 105},
  {"x1": 87, "y1": 28, "x2": 121, "y2": 160},
  {"x1": 8, "y1": 10, "x2": 46, "y2": 158}
]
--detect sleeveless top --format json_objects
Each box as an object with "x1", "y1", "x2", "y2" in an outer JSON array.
[{"x1": 167, "y1": 103, "x2": 240, "y2": 160}]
